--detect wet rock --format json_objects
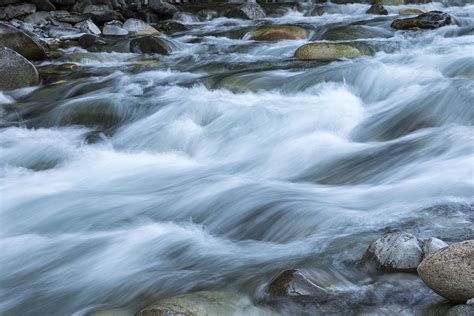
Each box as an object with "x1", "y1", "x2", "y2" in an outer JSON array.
[
  {"x1": 29, "y1": 0, "x2": 56, "y2": 11},
  {"x1": 320, "y1": 25, "x2": 392, "y2": 41},
  {"x1": 0, "y1": 3, "x2": 36, "y2": 20},
  {"x1": 311, "y1": 4, "x2": 340, "y2": 16},
  {"x1": 420, "y1": 238, "x2": 448, "y2": 258},
  {"x1": 0, "y1": 22, "x2": 46, "y2": 60},
  {"x1": 74, "y1": 18, "x2": 101, "y2": 35},
  {"x1": 123, "y1": 18, "x2": 158, "y2": 35},
  {"x1": 78, "y1": 33, "x2": 106, "y2": 48},
  {"x1": 85, "y1": 7, "x2": 123, "y2": 25},
  {"x1": 267, "y1": 269, "x2": 332, "y2": 302},
  {"x1": 366, "y1": 3, "x2": 388, "y2": 15},
  {"x1": 102, "y1": 20, "x2": 128, "y2": 36},
  {"x1": 248, "y1": 25, "x2": 308, "y2": 41},
  {"x1": 197, "y1": 9, "x2": 218, "y2": 21},
  {"x1": 130, "y1": 35, "x2": 170, "y2": 55},
  {"x1": 23, "y1": 11, "x2": 51, "y2": 24},
  {"x1": 0, "y1": 46, "x2": 39, "y2": 91},
  {"x1": 148, "y1": 0, "x2": 178, "y2": 20},
  {"x1": 53, "y1": 11, "x2": 87, "y2": 24},
  {"x1": 447, "y1": 305, "x2": 474, "y2": 316},
  {"x1": 50, "y1": 0, "x2": 76, "y2": 7},
  {"x1": 468, "y1": 298, "x2": 474, "y2": 305},
  {"x1": 363, "y1": 232, "x2": 423, "y2": 272},
  {"x1": 399, "y1": 8, "x2": 425, "y2": 15},
  {"x1": 226, "y1": 2, "x2": 266, "y2": 20},
  {"x1": 418, "y1": 240, "x2": 474, "y2": 303},
  {"x1": 154, "y1": 21, "x2": 188, "y2": 34},
  {"x1": 137, "y1": 9, "x2": 159, "y2": 24},
  {"x1": 294, "y1": 42, "x2": 371, "y2": 61},
  {"x1": 47, "y1": 25, "x2": 81, "y2": 38},
  {"x1": 70, "y1": 0, "x2": 112, "y2": 14},
  {"x1": 391, "y1": 11, "x2": 452, "y2": 30},
  {"x1": 135, "y1": 291, "x2": 273, "y2": 316}
]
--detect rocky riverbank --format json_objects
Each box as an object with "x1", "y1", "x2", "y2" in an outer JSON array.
[{"x1": 1, "y1": 1, "x2": 473, "y2": 315}]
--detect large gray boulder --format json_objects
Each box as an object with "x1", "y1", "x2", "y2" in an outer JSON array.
[
  {"x1": 226, "y1": 2, "x2": 266, "y2": 20},
  {"x1": 418, "y1": 240, "x2": 474, "y2": 303},
  {"x1": 0, "y1": 46, "x2": 39, "y2": 91},
  {"x1": 0, "y1": 22, "x2": 46, "y2": 60},
  {"x1": 363, "y1": 232, "x2": 423, "y2": 272},
  {"x1": 0, "y1": 3, "x2": 36, "y2": 20},
  {"x1": 446, "y1": 305, "x2": 474, "y2": 316}
]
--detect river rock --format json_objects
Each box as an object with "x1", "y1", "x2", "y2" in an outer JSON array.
[
  {"x1": 399, "y1": 8, "x2": 425, "y2": 15},
  {"x1": 197, "y1": 9, "x2": 218, "y2": 21},
  {"x1": 0, "y1": 3, "x2": 36, "y2": 20},
  {"x1": 227, "y1": 2, "x2": 266, "y2": 20},
  {"x1": 102, "y1": 20, "x2": 128, "y2": 36},
  {"x1": 29, "y1": 0, "x2": 56, "y2": 11},
  {"x1": 122, "y1": 18, "x2": 158, "y2": 35},
  {"x1": 135, "y1": 291, "x2": 273, "y2": 316},
  {"x1": 366, "y1": 3, "x2": 388, "y2": 15},
  {"x1": 148, "y1": 0, "x2": 178, "y2": 20},
  {"x1": 23, "y1": 11, "x2": 51, "y2": 24},
  {"x1": 0, "y1": 46, "x2": 39, "y2": 91},
  {"x1": 0, "y1": 22, "x2": 46, "y2": 60},
  {"x1": 85, "y1": 6, "x2": 123, "y2": 25},
  {"x1": 363, "y1": 232, "x2": 423, "y2": 272},
  {"x1": 130, "y1": 35, "x2": 170, "y2": 55},
  {"x1": 391, "y1": 11, "x2": 452, "y2": 30},
  {"x1": 446, "y1": 305, "x2": 474, "y2": 316},
  {"x1": 78, "y1": 33, "x2": 106, "y2": 48},
  {"x1": 321, "y1": 25, "x2": 392, "y2": 41},
  {"x1": 154, "y1": 21, "x2": 188, "y2": 34},
  {"x1": 294, "y1": 42, "x2": 371, "y2": 61},
  {"x1": 267, "y1": 269, "x2": 332, "y2": 302},
  {"x1": 420, "y1": 237, "x2": 448, "y2": 257},
  {"x1": 74, "y1": 18, "x2": 101, "y2": 35},
  {"x1": 248, "y1": 25, "x2": 308, "y2": 41},
  {"x1": 417, "y1": 240, "x2": 474, "y2": 303}
]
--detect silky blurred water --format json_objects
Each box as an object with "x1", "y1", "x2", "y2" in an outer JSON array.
[{"x1": 1, "y1": 2, "x2": 473, "y2": 315}]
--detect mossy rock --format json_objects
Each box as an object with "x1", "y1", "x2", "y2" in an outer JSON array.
[
  {"x1": 248, "y1": 24, "x2": 309, "y2": 41},
  {"x1": 294, "y1": 42, "x2": 372, "y2": 61},
  {"x1": 399, "y1": 8, "x2": 425, "y2": 15}
]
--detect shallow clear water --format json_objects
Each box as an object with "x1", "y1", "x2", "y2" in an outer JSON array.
[{"x1": 1, "y1": 2, "x2": 473, "y2": 315}]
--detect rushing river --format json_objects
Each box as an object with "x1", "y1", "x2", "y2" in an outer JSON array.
[{"x1": 1, "y1": 2, "x2": 473, "y2": 315}]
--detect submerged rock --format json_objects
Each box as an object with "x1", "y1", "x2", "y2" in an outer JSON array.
[
  {"x1": 420, "y1": 238, "x2": 448, "y2": 258},
  {"x1": 123, "y1": 18, "x2": 158, "y2": 35},
  {"x1": 418, "y1": 240, "x2": 474, "y2": 303},
  {"x1": 248, "y1": 25, "x2": 308, "y2": 41},
  {"x1": 130, "y1": 35, "x2": 170, "y2": 55},
  {"x1": 399, "y1": 8, "x2": 425, "y2": 15},
  {"x1": 363, "y1": 232, "x2": 423, "y2": 272},
  {"x1": 0, "y1": 22, "x2": 46, "y2": 60},
  {"x1": 294, "y1": 42, "x2": 371, "y2": 61},
  {"x1": 366, "y1": 3, "x2": 388, "y2": 15},
  {"x1": 0, "y1": 46, "x2": 39, "y2": 91},
  {"x1": 267, "y1": 269, "x2": 332, "y2": 302},
  {"x1": 226, "y1": 2, "x2": 266, "y2": 20},
  {"x1": 391, "y1": 11, "x2": 452, "y2": 30}
]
